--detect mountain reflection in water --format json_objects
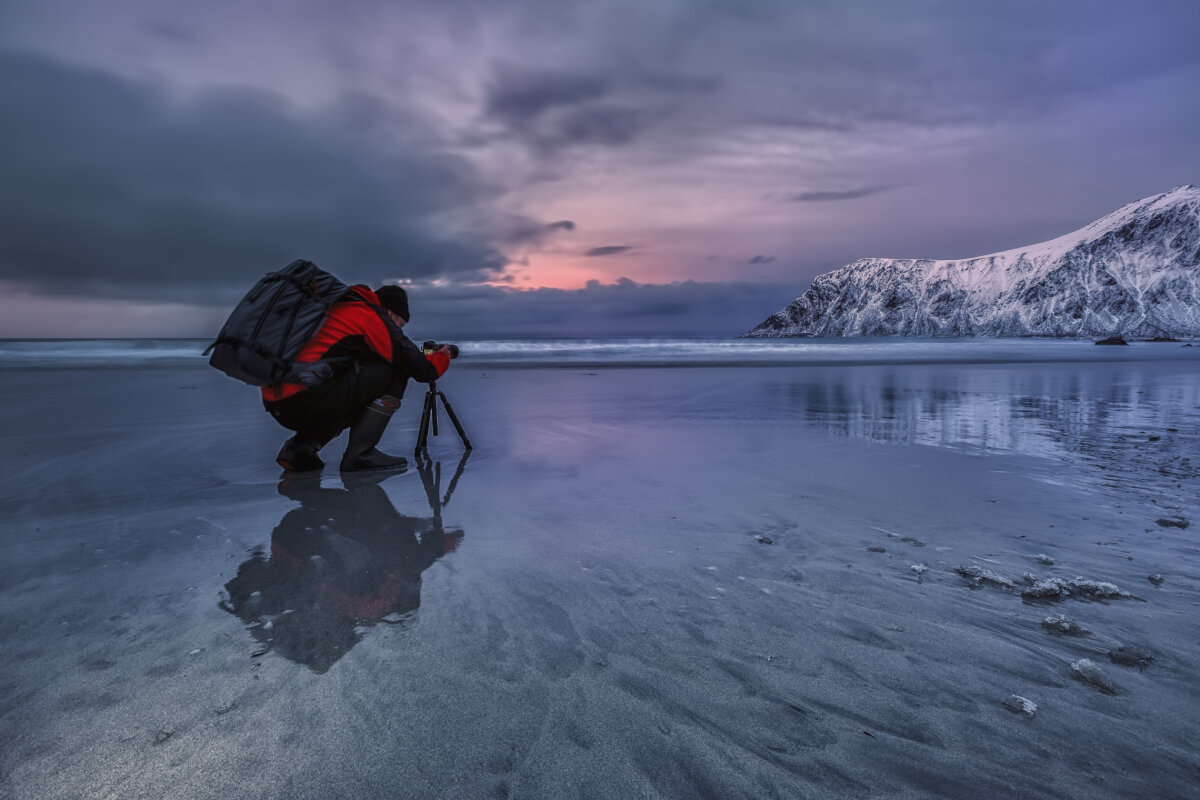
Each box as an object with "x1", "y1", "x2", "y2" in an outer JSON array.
[
  {"x1": 770, "y1": 363, "x2": 1200, "y2": 496},
  {"x1": 220, "y1": 456, "x2": 467, "y2": 673}
]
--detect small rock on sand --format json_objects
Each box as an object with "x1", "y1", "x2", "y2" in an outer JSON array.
[
  {"x1": 1021, "y1": 577, "x2": 1132, "y2": 601},
  {"x1": 1071, "y1": 659, "x2": 1120, "y2": 694},
  {"x1": 1147, "y1": 574, "x2": 1164, "y2": 586},
  {"x1": 1155, "y1": 518, "x2": 1190, "y2": 529},
  {"x1": 1002, "y1": 695, "x2": 1038, "y2": 717},
  {"x1": 955, "y1": 564, "x2": 1015, "y2": 589},
  {"x1": 1108, "y1": 645, "x2": 1154, "y2": 669},
  {"x1": 1041, "y1": 615, "x2": 1090, "y2": 636}
]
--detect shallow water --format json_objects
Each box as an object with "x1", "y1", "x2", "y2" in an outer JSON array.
[{"x1": 1, "y1": 358, "x2": 1198, "y2": 799}]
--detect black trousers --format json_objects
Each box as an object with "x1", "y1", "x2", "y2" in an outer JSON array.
[{"x1": 264, "y1": 358, "x2": 411, "y2": 445}]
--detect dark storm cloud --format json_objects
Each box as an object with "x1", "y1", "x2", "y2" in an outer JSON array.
[
  {"x1": 143, "y1": 20, "x2": 201, "y2": 45},
  {"x1": 479, "y1": 60, "x2": 718, "y2": 154},
  {"x1": 409, "y1": 278, "x2": 798, "y2": 338},
  {"x1": 584, "y1": 246, "x2": 633, "y2": 257},
  {"x1": 791, "y1": 186, "x2": 895, "y2": 203},
  {"x1": 0, "y1": 50, "x2": 506, "y2": 303},
  {"x1": 636, "y1": 72, "x2": 722, "y2": 95},
  {"x1": 484, "y1": 67, "x2": 610, "y2": 122},
  {"x1": 490, "y1": 215, "x2": 578, "y2": 249},
  {"x1": 480, "y1": 65, "x2": 634, "y2": 153},
  {"x1": 555, "y1": 105, "x2": 642, "y2": 147}
]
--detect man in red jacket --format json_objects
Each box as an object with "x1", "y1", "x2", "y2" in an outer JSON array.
[{"x1": 262, "y1": 284, "x2": 452, "y2": 473}]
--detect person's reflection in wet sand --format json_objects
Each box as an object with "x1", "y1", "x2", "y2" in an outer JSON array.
[{"x1": 220, "y1": 456, "x2": 467, "y2": 673}]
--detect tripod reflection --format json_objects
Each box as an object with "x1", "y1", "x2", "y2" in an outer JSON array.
[{"x1": 220, "y1": 453, "x2": 469, "y2": 673}]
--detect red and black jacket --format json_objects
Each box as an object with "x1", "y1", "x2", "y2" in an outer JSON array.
[{"x1": 261, "y1": 286, "x2": 449, "y2": 403}]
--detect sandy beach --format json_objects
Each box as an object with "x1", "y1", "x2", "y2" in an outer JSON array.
[{"x1": 2, "y1": 357, "x2": 1199, "y2": 799}]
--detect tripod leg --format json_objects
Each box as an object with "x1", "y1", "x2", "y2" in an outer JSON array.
[
  {"x1": 437, "y1": 392, "x2": 473, "y2": 450},
  {"x1": 415, "y1": 388, "x2": 435, "y2": 454}
]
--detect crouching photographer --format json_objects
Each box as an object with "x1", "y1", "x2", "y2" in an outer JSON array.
[{"x1": 262, "y1": 284, "x2": 456, "y2": 473}]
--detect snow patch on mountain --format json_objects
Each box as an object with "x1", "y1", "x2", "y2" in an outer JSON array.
[{"x1": 744, "y1": 186, "x2": 1200, "y2": 338}]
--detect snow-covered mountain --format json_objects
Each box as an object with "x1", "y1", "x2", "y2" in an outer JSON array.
[{"x1": 743, "y1": 185, "x2": 1200, "y2": 338}]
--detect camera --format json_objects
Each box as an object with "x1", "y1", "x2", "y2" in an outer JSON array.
[{"x1": 423, "y1": 341, "x2": 460, "y2": 359}]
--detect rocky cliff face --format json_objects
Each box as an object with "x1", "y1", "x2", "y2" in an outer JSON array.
[{"x1": 744, "y1": 186, "x2": 1200, "y2": 338}]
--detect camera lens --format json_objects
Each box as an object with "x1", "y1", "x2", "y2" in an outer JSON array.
[{"x1": 421, "y1": 341, "x2": 459, "y2": 358}]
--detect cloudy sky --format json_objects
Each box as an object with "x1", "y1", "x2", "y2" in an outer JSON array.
[{"x1": 1, "y1": 0, "x2": 1197, "y2": 338}]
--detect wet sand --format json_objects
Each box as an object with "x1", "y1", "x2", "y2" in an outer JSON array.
[{"x1": 2, "y1": 361, "x2": 1199, "y2": 799}]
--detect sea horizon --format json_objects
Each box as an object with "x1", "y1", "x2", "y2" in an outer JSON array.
[{"x1": 1, "y1": 335, "x2": 1197, "y2": 371}]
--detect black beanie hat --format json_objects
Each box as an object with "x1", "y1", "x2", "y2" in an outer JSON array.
[{"x1": 375, "y1": 285, "x2": 410, "y2": 322}]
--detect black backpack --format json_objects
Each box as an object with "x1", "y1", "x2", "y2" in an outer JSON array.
[{"x1": 205, "y1": 260, "x2": 352, "y2": 386}]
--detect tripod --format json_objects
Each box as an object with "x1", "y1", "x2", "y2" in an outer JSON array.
[{"x1": 415, "y1": 380, "x2": 472, "y2": 455}]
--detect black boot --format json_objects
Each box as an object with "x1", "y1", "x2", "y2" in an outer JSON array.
[
  {"x1": 276, "y1": 435, "x2": 325, "y2": 472},
  {"x1": 340, "y1": 395, "x2": 408, "y2": 472}
]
